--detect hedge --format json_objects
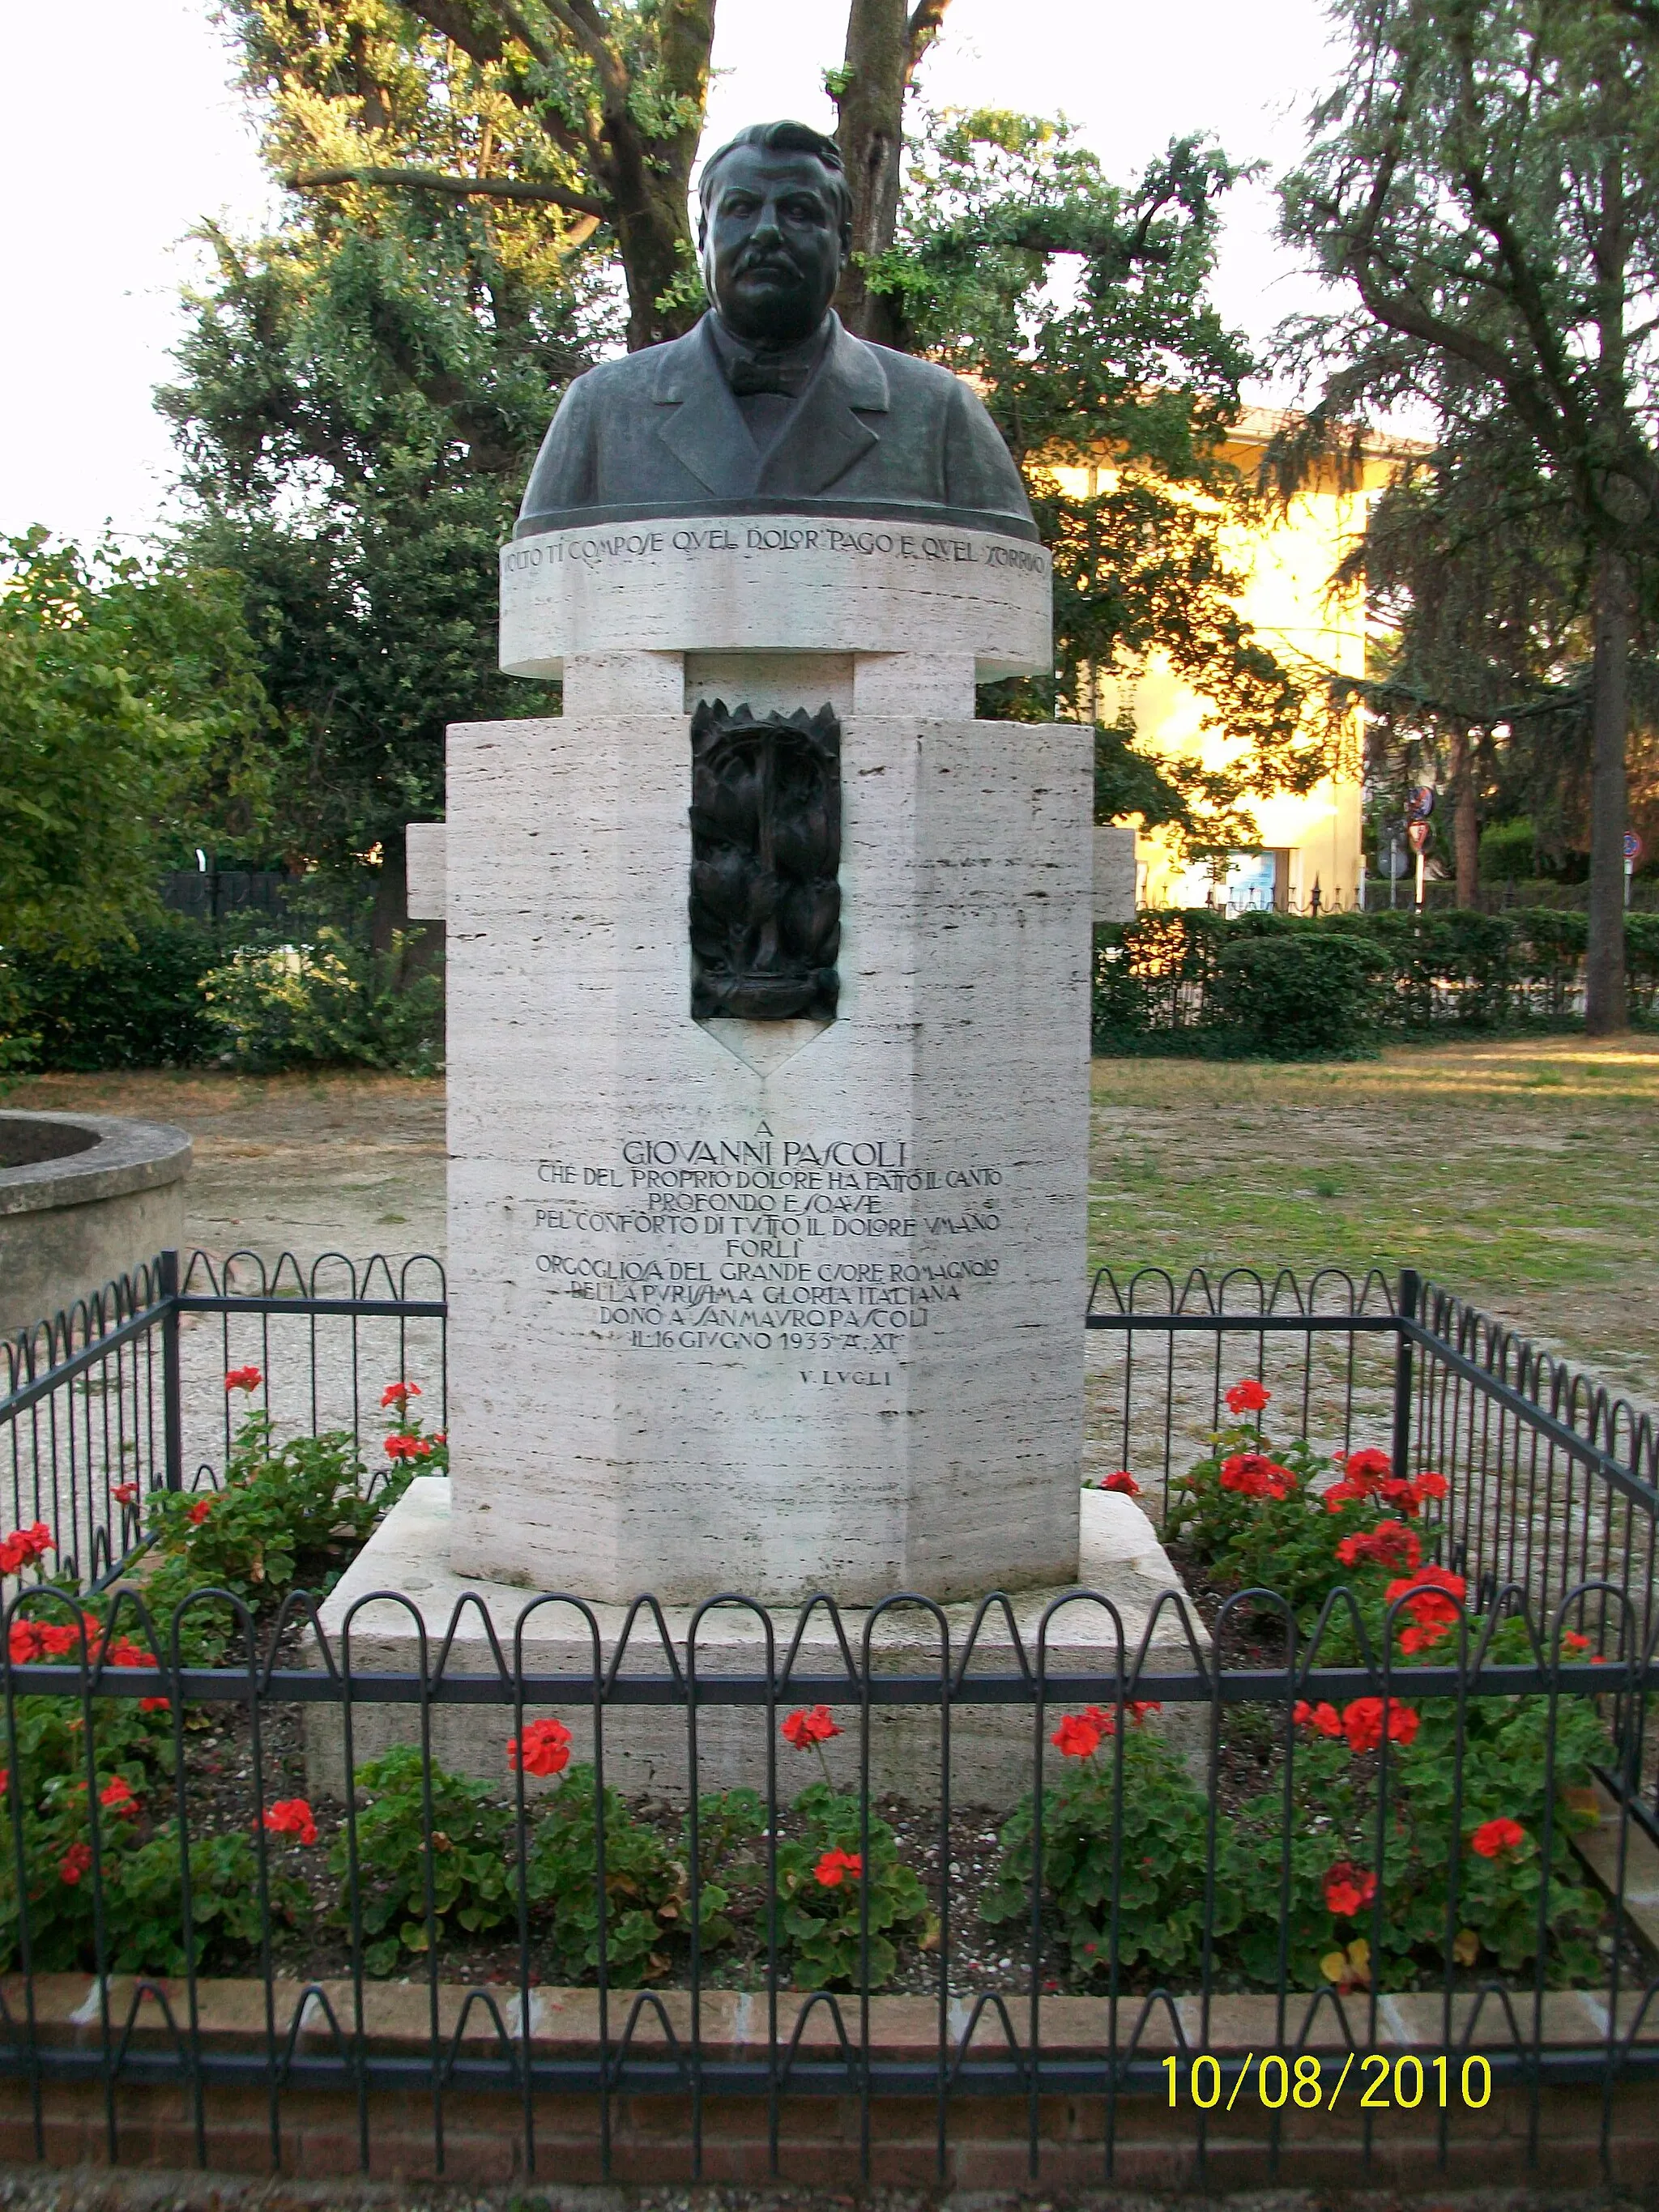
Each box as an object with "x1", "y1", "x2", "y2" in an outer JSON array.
[{"x1": 1094, "y1": 907, "x2": 1659, "y2": 1059}]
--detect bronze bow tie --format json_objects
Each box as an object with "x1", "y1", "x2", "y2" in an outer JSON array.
[{"x1": 726, "y1": 353, "x2": 813, "y2": 399}]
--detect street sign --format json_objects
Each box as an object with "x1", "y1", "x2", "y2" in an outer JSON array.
[
  {"x1": 1624, "y1": 832, "x2": 1643, "y2": 864},
  {"x1": 1407, "y1": 785, "x2": 1436, "y2": 821},
  {"x1": 1377, "y1": 843, "x2": 1409, "y2": 878},
  {"x1": 1407, "y1": 820, "x2": 1431, "y2": 853}
]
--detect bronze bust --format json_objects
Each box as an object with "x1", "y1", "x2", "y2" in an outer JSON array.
[{"x1": 516, "y1": 120, "x2": 1035, "y2": 541}]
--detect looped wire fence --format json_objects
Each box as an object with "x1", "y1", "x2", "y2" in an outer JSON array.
[{"x1": 0, "y1": 1251, "x2": 1652, "y2": 2189}]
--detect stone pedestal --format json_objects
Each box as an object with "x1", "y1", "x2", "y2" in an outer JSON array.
[
  {"x1": 443, "y1": 519, "x2": 1088, "y2": 1606},
  {"x1": 424, "y1": 518, "x2": 1090, "y2": 1608},
  {"x1": 309, "y1": 1481, "x2": 1205, "y2": 1808}
]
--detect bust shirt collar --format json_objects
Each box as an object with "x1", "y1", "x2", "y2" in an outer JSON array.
[{"x1": 706, "y1": 310, "x2": 836, "y2": 388}]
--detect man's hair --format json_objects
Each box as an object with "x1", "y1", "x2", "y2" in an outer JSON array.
[{"x1": 696, "y1": 121, "x2": 853, "y2": 240}]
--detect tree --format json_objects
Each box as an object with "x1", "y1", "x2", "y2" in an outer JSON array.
[
  {"x1": 874, "y1": 111, "x2": 1332, "y2": 845},
  {"x1": 828, "y1": 0, "x2": 953, "y2": 343},
  {"x1": 1277, "y1": 0, "x2": 1659, "y2": 1027},
  {"x1": 1331, "y1": 424, "x2": 1597, "y2": 904},
  {"x1": 228, "y1": 0, "x2": 714, "y2": 351},
  {"x1": 160, "y1": 198, "x2": 592, "y2": 872},
  {"x1": 0, "y1": 534, "x2": 268, "y2": 965}
]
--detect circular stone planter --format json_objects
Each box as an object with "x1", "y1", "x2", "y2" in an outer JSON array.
[{"x1": 0, "y1": 1113, "x2": 192, "y2": 1342}]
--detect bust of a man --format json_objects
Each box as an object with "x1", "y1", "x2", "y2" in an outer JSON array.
[{"x1": 515, "y1": 120, "x2": 1035, "y2": 540}]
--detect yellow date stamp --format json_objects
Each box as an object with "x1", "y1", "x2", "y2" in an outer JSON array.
[{"x1": 1163, "y1": 2052, "x2": 1494, "y2": 2111}]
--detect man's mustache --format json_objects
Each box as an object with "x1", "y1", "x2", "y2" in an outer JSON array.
[{"x1": 734, "y1": 243, "x2": 805, "y2": 279}]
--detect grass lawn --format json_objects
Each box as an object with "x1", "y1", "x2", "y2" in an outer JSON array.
[{"x1": 1090, "y1": 1032, "x2": 1659, "y2": 1409}]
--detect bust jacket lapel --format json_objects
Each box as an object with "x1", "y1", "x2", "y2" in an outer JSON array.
[
  {"x1": 759, "y1": 316, "x2": 887, "y2": 496},
  {"x1": 652, "y1": 320, "x2": 762, "y2": 497}
]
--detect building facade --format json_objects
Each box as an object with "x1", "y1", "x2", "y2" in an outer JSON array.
[{"x1": 1054, "y1": 411, "x2": 1410, "y2": 914}]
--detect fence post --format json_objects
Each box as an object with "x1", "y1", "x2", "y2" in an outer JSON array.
[
  {"x1": 1391, "y1": 1267, "x2": 1420, "y2": 1484},
  {"x1": 159, "y1": 1249, "x2": 184, "y2": 1494}
]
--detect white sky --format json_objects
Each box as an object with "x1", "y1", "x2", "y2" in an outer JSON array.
[{"x1": 0, "y1": 0, "x2": 1342, "y2": 548}]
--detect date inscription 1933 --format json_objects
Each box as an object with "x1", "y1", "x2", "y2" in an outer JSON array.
[{"x1": 527, "y1": 1123, "x2": 1007, "y2": 1376}]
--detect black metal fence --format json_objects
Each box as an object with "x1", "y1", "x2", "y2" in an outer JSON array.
[{"x1": 0, "y1": 1254, "x2": 1653, "y2": 2186}]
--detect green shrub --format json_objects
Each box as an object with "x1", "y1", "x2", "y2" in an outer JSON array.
[
  {"x1": 982, "y1": 1711, "x2": 1240, "y2": 1981},
  {"x1": 1224, "y1": 1646, "x2": 1607, "y2": 1992},
  {"x1": 332, "y1": 1745, "x2": 516, "y2": 1977},
  {"x1": 142, "y1": 1387, "x2": 431, "y2": 1628},
  {"x1": 6, "y1": 916, "x2": 221, "y2": 1071},
  {"x1": 772, "y1": 1783, "x2": 933, "y2": 1989},
  {"x1": 0, "y1": 1592, "x2": 303, "y2": 1975},
  {"x1": 200, "y1": 923, "x2": 441, "y2": 1074},
  {"x1": 527, "y1": 1764, "x2": 736, "y2": 1985},
  {"x1": 1623, "y1": 911, "x2": 1659, "y2": 1016},
  {"x1": 1479, "y1": 816, "x2": 1538, "y2": 882},
  {"x1": 1208, "y1": 930, "x2": 1388, "y2": 1056}
]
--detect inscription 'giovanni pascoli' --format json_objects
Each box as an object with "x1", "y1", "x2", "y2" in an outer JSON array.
[{"x1": 527, "y1": 1127, "x2": 1007, "y2": 1375}]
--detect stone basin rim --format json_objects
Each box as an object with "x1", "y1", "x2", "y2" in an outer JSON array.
[{"x1": 0, "y1": 1112, "x2": 194, "y2": 1218}]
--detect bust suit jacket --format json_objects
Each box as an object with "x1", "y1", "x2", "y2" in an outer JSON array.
[{"x1": 515, "y1": 312, "x2": 1035, "y2": 539}]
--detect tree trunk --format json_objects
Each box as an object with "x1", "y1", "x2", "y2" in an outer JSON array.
[
  {"x1": 834, "y1": 0, "x2": 911, "y2": 344},
  {"x1": 1451, "y1": 730, "x2": 1480, "y2": 908},
  {"x1": 1584, "y1": 540, "x2": 1631, "y2": 1034},
  {"x1": 833, "y1": 1, "x2": 952, "y2": 347}
]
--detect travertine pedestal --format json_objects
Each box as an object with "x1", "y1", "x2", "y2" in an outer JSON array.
[
  {"x1": 431, "y1": 518, "x2": 1091, "y2": 1605},
  {"x1": 309, "y1": 1482, "x2": 1205, "y2": 1807}
]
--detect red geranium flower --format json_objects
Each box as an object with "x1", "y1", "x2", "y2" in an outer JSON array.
[
  {"x1": 1469, "y1": 1817, "x2": 1527, "y2": 1859},
  {"x1": 1384, "y1": 1565, "x2": 1467, "y2": 1633},
  {"x1": 1561, "y1": 1630, "x2": 1592, "y2": 1654},
  {"x1": 224, "y1": 1366, "x2": 262, "y2": 1392},
  {"x1": 1324, "y1": 1478, "x2": 1367, "y2": 1511},
  {"x1": 1336, "y1": 1520, "x2": 1422, "y2": 1573},
  {"x1": 187, "y1": 1497, "x2": 215, "y2": 1525},
  {"x1": 1294, "y1": 1700, "x2": 1342, "y2": 1738},
  {"x1": 1221, "y1": 1452, "x2": 1296, "y2": 1501},
  {"x1": 781, "y1": 1706, "x2": 841, "y2": 1750},
  {"x1": 1101, "y1": 1470, "x2": 1141, "y2": 1496},
  {"x1": 381, "y1": 1380, "x2": 421, "y2": 1409},
  {"x1": 0, "y1": 1523, "x2": 53, "y2": 1575},
  {"x1": 383, "y1": 1433, "x2": 432, "y2": 1461},
  {"x1": 112, "y1": 1483, "x2": 139, "y2": 1507},
  {"x1": 1341, "y1": 1697, "x2": 1419, "y2": 1753},
  {"x1": 58, "y1": 1842, "x2": 93, "y2": 1886},
  {"x1": 507, "y1": 1717, "x2": 573, "y2": 1777},
  {"x1": 1341, "y1": 1447, "x2": 1392, "y2": 1489},
  {"x1": 1051, "y1": 1711, "x2": 1104, "y2": 1759},
  {"x1": 815, "y1": 1848, "x2": 862, "y2": 1888},
  {"x1": 9, "y1": 1618, "x2": 84, "y2": 1664},
  {"x1": 1323, "y1": 1860, "x2": 1377, "y2": 1918},
  {"x1": 1225, "y1": 1379, "x2": 1270, "y2": 1415},
  {"x1": 99, "y1": 1775, "x2": 139, "y2": 1816},
  {"x1": 263, "y1": 1798, "x2": 319, "y2": 1846}
]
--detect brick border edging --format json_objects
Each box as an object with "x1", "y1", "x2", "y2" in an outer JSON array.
[{"x1": 1, "y1": 1975, "x2": 1654, "y2": 2191}]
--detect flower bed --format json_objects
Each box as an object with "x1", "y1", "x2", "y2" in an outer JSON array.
[{"x1": 0, "y1": 1372, "x2": 1646, "y2": 2010}]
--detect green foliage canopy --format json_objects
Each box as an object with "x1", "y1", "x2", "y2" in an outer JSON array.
[
  {"x1": 0, "y1": 532, "x2": 269, "y2": 964},
  {"x1": 872, "y1": 110, "x2": 1334, "y2": 843}
]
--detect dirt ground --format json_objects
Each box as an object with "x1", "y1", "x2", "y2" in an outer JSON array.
[{"x1": 12, "y1": 1032, "x2": 1659, "y2": 1411}]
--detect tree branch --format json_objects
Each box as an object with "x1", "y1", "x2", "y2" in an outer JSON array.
[
  {"x1": 287, "y1": 164, "x2": 605, "y2": 216},
  {"x1": 543, "y1": 0, "x2": 628, "y2": 99},
  {"x1": 904, "y1": 0, "x2": 953, "y2": 79},
  {"x1": 399, "y1": 0, "x2": 505, "y2": 65}
]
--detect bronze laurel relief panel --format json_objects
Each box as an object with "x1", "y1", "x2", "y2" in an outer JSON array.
[{"x1": 689, "y1": 701, "x2": 841, "y2": 1022}]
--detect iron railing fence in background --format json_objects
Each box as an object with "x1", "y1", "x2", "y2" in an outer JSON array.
[
  {"x1": 0, "y1": 1250, "x2": 446, "y2": 1590},
  {"x1": 160, "y1": 869, "x2": 296, "y2": 927},
  {"x1": 1087, "y1": 1264, "x2": 1658, "y2": 1652},
  {"x1": 0, "y1": 1253, "x2": 1653, "y2": 2187}
]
